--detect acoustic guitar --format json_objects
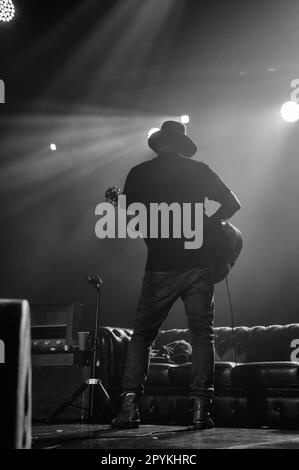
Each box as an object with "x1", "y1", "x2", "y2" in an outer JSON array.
[{"x1": 105, "y1": 186, "x2": 243, "y2": 283}]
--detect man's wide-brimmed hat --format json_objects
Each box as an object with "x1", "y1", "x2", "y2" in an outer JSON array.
[{"x1": 148, "y1": 120, "x2": 197, "y2": 158}]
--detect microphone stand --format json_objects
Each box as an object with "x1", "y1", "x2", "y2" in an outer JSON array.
[{"x1": 47, "y1": 275, "x2": 112, "y2": 423}]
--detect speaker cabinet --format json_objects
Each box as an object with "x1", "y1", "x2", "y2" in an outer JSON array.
[{"x1": 0, "y1": 299, "x2": 32, "y2": 449}]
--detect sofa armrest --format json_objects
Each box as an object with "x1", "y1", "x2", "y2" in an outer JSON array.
[{"x1": 98, "y1": 327, "x2": 132, "y2": 388}]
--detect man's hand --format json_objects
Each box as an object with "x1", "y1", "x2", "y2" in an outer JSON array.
[{"x1": 208, "y1": 191, "x2": 241, "y2": 225}]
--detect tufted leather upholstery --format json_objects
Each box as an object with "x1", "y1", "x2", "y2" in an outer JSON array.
[
  {"x1": 98, "y1": 325, "x2": 299, "y2": 427},
  {"x1": 233, "y1": 362, "x2": 299, "y2": 387}
]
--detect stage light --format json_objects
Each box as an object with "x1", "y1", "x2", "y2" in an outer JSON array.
[
  {"x1": 280, "y1": 101, "x2": 299, "y2": 123},
  {"x1": 180, "y1": 115, "x2": 190, "y2": 124},
  {"x1": 0, "y1": 0, "x2": 15, "y2": 23},
  {"x1": 50, "y1": 143, "x2": 57, "y2": 151},
  {"x1": 148, "y1": 127, "x2": 160, "y2": 138}
]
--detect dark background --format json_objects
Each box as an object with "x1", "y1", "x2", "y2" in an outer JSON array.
[{"x1": 0, "y1": 0, "x2": 299, "y2": 330}]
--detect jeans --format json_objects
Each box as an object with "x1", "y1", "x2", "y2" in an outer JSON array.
[{"x1": 121, "y1": 267, "x2": 215, "y2": 400}]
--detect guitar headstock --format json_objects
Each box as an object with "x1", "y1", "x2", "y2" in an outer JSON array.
[{"x1": 105, "y1": 186, "x2": 122, "y2": 207}]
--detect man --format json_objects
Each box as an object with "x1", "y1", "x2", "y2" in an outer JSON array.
[{"x1": 111, "y1": 120, "x2": 241, "y2": 430}]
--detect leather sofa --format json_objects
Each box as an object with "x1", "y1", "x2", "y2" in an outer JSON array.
[{"x1": 98, "y1": 325, "x2": 299, "y2": 428}]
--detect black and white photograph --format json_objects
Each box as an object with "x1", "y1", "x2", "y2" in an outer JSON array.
[{"x1": 1, "y1": 0, "x2": 299, "y2": 455}]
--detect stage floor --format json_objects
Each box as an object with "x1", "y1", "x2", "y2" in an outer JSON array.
[{"x1": 32, "y1": 424, "x2": 299, "y2": 449}]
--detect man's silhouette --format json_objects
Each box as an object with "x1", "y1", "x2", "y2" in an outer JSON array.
[{"x1": 111, "y1": 121, "x2": 241, "y2": 430}]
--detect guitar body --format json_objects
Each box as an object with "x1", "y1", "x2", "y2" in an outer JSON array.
[
  {"x1": 105, "y1": 186, "x2": 243, "y2": 283},
  {"x1": 208, "y1": 221, "x2": 243, "y2": 283}
]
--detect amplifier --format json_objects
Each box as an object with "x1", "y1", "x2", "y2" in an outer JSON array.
[
  {"x1": 30, "y1": 303, "x2": 83, "y2": 353},
  {"x1": 31, "y1": 351, "x2": 90, "y2": 367},
  {"x1": 32, "y1": 338, "x2": 68, "y2": 352}
]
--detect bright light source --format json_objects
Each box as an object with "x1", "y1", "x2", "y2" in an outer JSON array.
[
  {"x1": 50, "y1": 143, "x2": 57, "y2": 151},
  {"x1": 0, "y1": 0, "x2": 15, "y2": 23},
  {"x1": 180, "y1": 115, "x2": 190, "y2": 124},
  {"x1": 148, "y1": 127, "x2": 160, "y2": 138},
  {"x1": 280, "y1": 101, "x2": 299, "y2": 123}
]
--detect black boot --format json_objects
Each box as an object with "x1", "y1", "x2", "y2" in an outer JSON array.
[
  {"x1": 111, "y1": 393, "x2": 140, "y2": 429},
  {"x1": 192, "y1": 398, "x2": 214, "y2": 430}
]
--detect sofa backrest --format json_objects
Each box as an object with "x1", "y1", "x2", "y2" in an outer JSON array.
[{"x1": 154, "y1": 324, "x2": 299, "y2": 363}]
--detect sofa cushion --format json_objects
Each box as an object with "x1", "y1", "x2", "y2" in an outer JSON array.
[
  {"x1": 167, "y1": 362, "x2": 236, "y2": 387},
  {"x1": 215, "y1": 362, "x2": 237, "y2": 386},
  {"x1": 233, "y1": 362, "x2": 299, "y2": 387}
]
